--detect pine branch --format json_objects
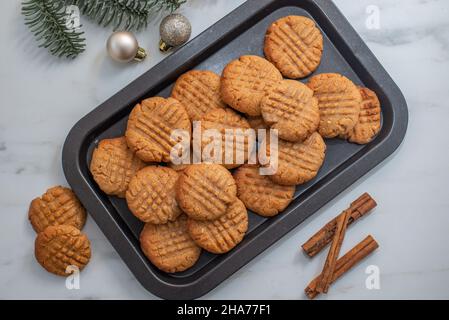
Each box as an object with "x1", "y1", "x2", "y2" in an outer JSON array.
[
  {"x1": 146, "y1": 0, "x2": 187, "y2": 13},
  {"x1": 68, "y1": 0, "x2": 186, "y2": 31},
  {"x1": 21, "y1": 0, "x2": 186, "y2": 59},
  {"x1": 22, "y1": 0, "x2": 86, "y2": 59}
]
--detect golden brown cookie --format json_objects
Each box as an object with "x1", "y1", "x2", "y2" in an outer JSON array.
[
  {"x1": 28, "y1": 186, "x2": 87, "y2": 233},
  {"x1": 171, "y1": 70, "x2": 227, "y2": 121},
  {"x1": 247, "y1": 116, "x2": 269, "y2": 131},
  {"x1": 200, "y1": 108, "x2": 253, "y2": 169},
  {"x1": 263, "y1": 132, "x2": 326, "y2": 186},
  {"x1": 168, "y1": 147, "x2": 194, "y2": 172},
  {"x1": 126, "y1": 166, "x2": 181, "y2": 224},
  {"x1": 307, "y1": 73, "x2": 361, "y2": 138},
  {"x1": 168, "y1": 162, "x2": 191, "y2": 172},
  {"x1": 234, "y1": 165, "x2": 295, "y2": 217},
  {"x1": 261, "y1": 80, "x2": 320, "y2": 142},
  {"x1": 345, "y1": 87, "x2": 381, "y2": 144},
  {"x1": 188, "y1": 199, "x2": 248, "y2": 254},
  {"x1": 35, "y1": 225, "x2": 91, "y2": 276},
  {"x1": 221, "y1": 55, "x2": 282, "y2": 116},
  {"x1": 264, "y1": 15, "x2": 323, "y2": 79},
  {"x1": 90, "y1": 137, "x2": 146, "y2": 198},
  {"x1": 140, "y1": 215, "x2": 201, "y2": 273},
  {"x1": 125, "y1": 97, "x2": 191, "y2": 162},
  {"x1": 176, "y1": 164, "x2": 237, "y2": 221}
]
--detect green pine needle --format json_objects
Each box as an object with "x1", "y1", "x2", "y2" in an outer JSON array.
[
  {"x1": 21, "y1": 0, "x2": 186, "y2": 59},
  {"x1": 68, "y1": 0, "x2": 187, "y2": 31},
  {"x1": 22, "y1": 0, "x2": 86, "y2": 59}
]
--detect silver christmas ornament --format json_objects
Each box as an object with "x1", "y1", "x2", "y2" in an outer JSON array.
[
  {"x1": 159, "y1": 14, "x2": 191, "y2": 52},
  {"x1": 106, "y1": 31, "x2": 147, "y2": 63}
]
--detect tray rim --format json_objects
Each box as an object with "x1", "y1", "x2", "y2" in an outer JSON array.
[{"x1": 62, "y1": 0, "x2": 408, "y2": 299}]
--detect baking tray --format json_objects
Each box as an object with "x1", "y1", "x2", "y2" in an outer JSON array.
[{"x1": 62, "y1": 0, "x2": 408, "y2": 299}]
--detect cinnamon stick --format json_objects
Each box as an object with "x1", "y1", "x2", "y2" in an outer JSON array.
[
  {"x1": 302, "y1": 193, "x2": 377, "y2": 257},
  {"x1": 305, "y1": 235, "x2": 379, "y2": 299},
  {"x1": 315, "y1": 210, "x2": 350, "y2": 293}
]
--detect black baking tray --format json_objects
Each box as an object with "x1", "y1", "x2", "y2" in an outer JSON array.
[{"x1": 62, "y1": 0, "x2": 408, "y2": 299}]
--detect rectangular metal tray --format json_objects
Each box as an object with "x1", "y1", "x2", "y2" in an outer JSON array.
[{"x1": 62, "y1": 0, "x2": 408, "y2": 299}]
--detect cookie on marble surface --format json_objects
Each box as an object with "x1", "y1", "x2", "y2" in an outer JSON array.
[
  {"x1": 90, "y1": 137, "x2": 146, "y2": 198},
  {"x1": 125, "y1": 97, "x2": 191, "y2": 162},
  {"x1": 28, "y1": 186, "x2": 87, "y2": 233},
  {"x1": 261, "y1": 80, "x2": 320, "y2": 142},
  {"x1": 221, "y1": 55, "x2": 282, "y2": 116},
  {"x1": 176, "y1": 164, "x2": 237, "y2": 221},
  {"x1": 307, "y1": 73, "x2": 361, "y2": 138},
  {"x1": 234, "y1": 164, "x2": 295, "y2": 217},
  {"x1": 126, "y1": 166, "x2": 181, "y2": 224},
  {"x1": 263, "y1": 132, "x2": 326, "y2": 186},
  {"x1": 171, "y1": 70, "x2": 226, "y2": 121},
  {"x1": 344, "y1": 87, "x2": 381, "y2": 144},
  {"x1": 200, "y1": 108, "x2": 252, "y2": 169},
  {"x1": 188, "y1": 199, "x2": 248, "y2": 254},
  {"x1": 264, "y1": 15, "x2": 323, "y2": 79},
  {"x1": 35, "y1": 225, "x2": 91, "y2": 276},
  {"x1": 140, "y1": 214, "x2": 201, "y2": 273}
]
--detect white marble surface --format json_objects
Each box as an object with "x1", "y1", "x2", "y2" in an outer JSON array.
[{"x1": 1, "y1": 0, "x2": 448, "y2": 299}]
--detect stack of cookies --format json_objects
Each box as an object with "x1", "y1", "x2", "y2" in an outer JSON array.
[
  {"x1": 86, "y1": 15, "x2": 382, "y2": 273},
  {"x1": 29, "y1": 186, "x2": 91, "y2": 276}
]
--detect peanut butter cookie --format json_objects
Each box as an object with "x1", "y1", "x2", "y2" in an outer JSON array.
[
  {"x1": 171, "y1": 70, "x2": 226, "y2": 121},
  {"x1": 264, "y1": 16, "x2": 323, "y2": 79},
  {"x1": 126, "y1": 166, "x2": 181, "y2": 224},
  {"x1": 247, "y1": 116, "x2": 269, "y2": 131},
  {"x1": 221, "y1": 55, "x2": 282, "y2": 116},
  {"x1": 35, "y1": 225, "x2": 91, "y2": 276},
  {"x1": 168, "y1": 162, "x2": 191, "y2": 172},
  {"x1": 140, "y1": 215, "x2": 201, "y2": 273},
  {"x1": 261, "y1": 80, "x2": 320, "y2": 142},
  {"x1": 188, "y1": 199, "x2": 248, "y2": 254},
  {"x1": 234, "y1": 164, "x2": 295, "y2": 217},
  {"x1": 307, "y1": 73, "x2": 361, "y2": 138},
  {"x1": 28, "y1": 186, "x2": 87, "y2": 233},
  {"x1": 125, "y1": 97, "x2": 191, "y2": 162},
  {"x1": 264, "y1": 132, "x2": 326, "y2": 186},
  {"x1": 90, "y1": 137, "x2": 146, "y2": 198},
  {"x1": 176, "y1": 164, "x2": 237, "y2": 221},
  {"x1": 345, "y1": 87, "x2": 381, "y2": 144},
  {"x1": 200, "y1": 108, "x2": 252, "y2": 169}
]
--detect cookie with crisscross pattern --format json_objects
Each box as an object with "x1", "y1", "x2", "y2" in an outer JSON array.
[
  {"x1": 125, "y1": 97, "x2": 191, "y2": 162},
  {"x1": 344, "y1": 87, "x2": 381, "y2": 144},
  {"x1": 171, "y1": 70, "x2": 226, "y2": 121},
  {"x1": 140, "y1": 214, "x2": 201, "y2": 273},
  {"x1": 35, "y1": 225, "x2": 91, "y2": 276},
  {"x1": 176, "y1": 164, "x2": 237, "y2": 221},
  {"x1": 264, "y1": 15, "x2": 323, "y2": 79},
  {"x1": 261, "y1": 80, "x2": 319, "y2": 142},
  {"x1": 28, "y1": 186, "x2": 87, "y2": 233},
  {"x1": 221, "y1": 55, "x2": 282, "y2": 116},
  {"x1": 307, "y1": 73, "x2": 361, "y2": 138},
  {"x1": 263, "y1": 132, "x2": 326, "y2": 186},
  {"x1": 234, "y1": 164, "x2": 295, "y2": 217},
  {"x1": 200, "y1": 108, "x2": 252, "y2": 169},
  {"x1": 90, "y1": 137, "x2": 146, "y2": 198},
  {"x1": 126, "y1": 166, "x2": 181, "y2": 224},
  {"x1": 188, "y1": 199, "x2": 248, "y2": 254}
]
